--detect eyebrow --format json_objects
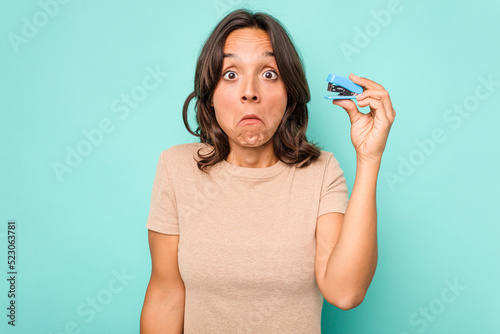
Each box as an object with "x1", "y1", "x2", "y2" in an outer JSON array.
[{"x1": 223, "y1": 51, "x2": 275, "y2": 59}]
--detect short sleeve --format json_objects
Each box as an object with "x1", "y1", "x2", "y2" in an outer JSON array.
[
  {"x1": 317, "y1": 153, "x2": 349, "y2": 217},
  {"x1": 145, "y1": 151, "x2": 179, "y2": 235}
]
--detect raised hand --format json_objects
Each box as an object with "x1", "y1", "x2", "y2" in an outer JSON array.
[{"x1": 331, "y1": 73, "x2": 396, "y2": 164}]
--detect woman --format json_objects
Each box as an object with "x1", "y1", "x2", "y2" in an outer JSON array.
[{"x1": 140, "y1": 9, "x2": 395, "y2": 334}]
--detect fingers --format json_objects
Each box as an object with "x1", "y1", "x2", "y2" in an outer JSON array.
[
  {"x1": 349, "y1": 73, "x2": 393, "y2": 119},
  {"x1": 349, "y1": 73, "x2": 384, "y2": 90},
  {"x1": 358, "y1": 97, "x2": 395, "y2": 125},
  {"x1": 333, "y1": 74, "x2": 396, "y2": 125},
  {"x1": 356, "y1": 97, "x2": 382, "y2": 109},
  {"x1": 356, "y1": 89, "x2": 395, "y2": 121},
  {"x1": 356, "y1": 89, "x2": 388, "y2": 101},
  {"x1": 331, "y1": 99, "x2": 362, "y2": 124}
]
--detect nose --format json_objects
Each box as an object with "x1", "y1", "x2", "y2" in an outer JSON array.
[{"x1": 241, "y1": 76, "x2": 260, "y2": 103}]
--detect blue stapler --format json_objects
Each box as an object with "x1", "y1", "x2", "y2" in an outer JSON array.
[{"x1": 324, "y1": 74, "x2": 363, "y2": 100}]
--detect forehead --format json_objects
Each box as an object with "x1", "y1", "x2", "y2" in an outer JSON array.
[{"x1": 223, "y1": 28, "x2": 273, "y2": 52}]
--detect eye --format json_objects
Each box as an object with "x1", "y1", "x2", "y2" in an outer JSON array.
[
  {"x1": 223, "y1": 71, "x2": 237, "y2": 80},
  {"x1": 263, "y1": 70, "x2": 278, "y2": 80}
]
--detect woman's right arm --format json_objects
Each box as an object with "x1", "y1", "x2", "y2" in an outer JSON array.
[{"x1": 140, "y1": 230, "x2": 185, "y2": 333}]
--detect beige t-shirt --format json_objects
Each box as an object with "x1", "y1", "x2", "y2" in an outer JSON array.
[{"x1": 146, "y1": 142, "x2": 349, "y2": 333}]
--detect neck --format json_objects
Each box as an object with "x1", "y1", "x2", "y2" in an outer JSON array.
[{"x1": 226, "y1": 141, "x2": 278, "y2": 168}]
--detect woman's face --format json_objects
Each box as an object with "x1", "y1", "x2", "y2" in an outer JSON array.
[{"x1": 212, "y1": 28, "x2": 287, "y2": 151}]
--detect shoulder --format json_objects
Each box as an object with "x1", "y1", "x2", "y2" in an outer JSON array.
[
  {"x1": 318, "y1": 150, "x2": 335, "y2": 162},
  {"x1": 309, "y1": 150, "x2": 345, "y2": 180},
  {"x1": 308, "y1": 150, "x2": 341, "y2": 170},
  {"x1": 161, "y1": 143, "x2": 209, "y2": 159},
  {"x1": 160, "y1": 142, "x2": 209, "y2": 161},
  {"x1": 290, "y1": 150, "x2": 343, "y2": 181}
]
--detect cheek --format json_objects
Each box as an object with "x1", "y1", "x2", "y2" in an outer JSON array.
[
  {"x1": 269, "y1": 88, "x2": 288, "y2": 119},
  {"x1": 271, "y1": 81, "x2": 287, "y2": 104},
  {"x1": 213, "y1": 89, "x2": 230, "y2": 124},
  {"x1": 213, "y1": 105, "x2": 236, "y2": 136},
  {"x1": 214, "y1": 91, "x2": 236, "y2": 120},
  {"x1": 214, "y1": 84, "x2": 237, "y2": 105},
  {"x1": 214, "y1": 108, "x2": 229, "y2": 132}
]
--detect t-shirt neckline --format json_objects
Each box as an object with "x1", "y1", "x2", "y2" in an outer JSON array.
[{"x1": 219, "y1": 158, "x2": 287, "y2": 179}]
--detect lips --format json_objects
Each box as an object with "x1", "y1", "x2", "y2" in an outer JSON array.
[{"x1": 240, "y1": 114, "x2": 262, "y2": 123}]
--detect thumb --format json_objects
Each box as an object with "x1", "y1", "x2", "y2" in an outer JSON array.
[{"x1": 332, "y1": 99, "x2": 360, "y2": 124}]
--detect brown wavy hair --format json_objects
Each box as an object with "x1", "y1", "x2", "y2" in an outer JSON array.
[{"x1": 182, "y1": 9, "x2": 321, "y2": 171}]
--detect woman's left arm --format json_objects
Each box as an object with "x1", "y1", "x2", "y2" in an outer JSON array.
[{"x1": 315, "y1": 74, "x2": 396, "y2": 309}]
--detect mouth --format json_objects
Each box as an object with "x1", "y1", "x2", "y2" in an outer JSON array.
[{"x1": 239, "y1": 114, "x2": 262, "y2": 125}]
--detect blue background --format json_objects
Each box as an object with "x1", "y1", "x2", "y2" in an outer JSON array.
[{"x1": 1, "y1": 0, "x2": 499, "y2": 333}]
